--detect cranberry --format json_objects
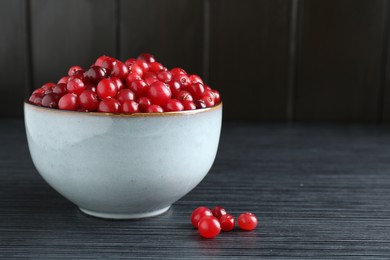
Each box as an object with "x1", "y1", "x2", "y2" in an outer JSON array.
[
  {"x1": 182, "y1": 100, "x2": 196, "y2": 110},
  {"x1": 174, "y1": 73, "x2": 191, "y2": 89},
  {"x1": 157, "y1": 71, "x2": 172, "y2": 83},
  {"x1": 148, "y1": 81, "x2": 172, "y2": 107},
  {"x1": 189, "y1": 74, "x2": 204, "y2": 85},
  {"x1": 238, "y1": 212, "x2": 258, "y2": 231},
  {"x1": 67, "y1": 77, "x2": 85, "y2": 95},
  {"x1": 165, "y1": 99, "x2": 184, "y2": 112},
  {"x1": 211, "y1": 206, "x2": 227, "y2": 219},
  {"x1": 147, "y1": 104, "x2": 164, "y2": 113},
  {"x1": 68, "y1": 66, "x2": 83, "y2": 76},
  {"x1": 111, "y1": 77, "x2": 124, "y2": 91},
  {"x1": 137, "y1": 53, "x2": 156, "y2": 63},
  {"x1": 52, "y1": 84, "x2": 67, "y2": 96},
  {"x1": 203, "y1": 89, "x2": 215, "y2": 99},
  {"x1": 84, "y1": 66, "x2": 106, "y2": 84},
  {"x1": 41, "y1": 93, "x2": 59, "y2": 108},
  {"x1": 176, "y1": 90, "x2": 193, "y2": 102},
  {"x1": 144, "y1": 77, "x2": 158, "y2": 86},
  {"x1": 143, "y1": 71, "x2": 157, "y2": 79},
  {"x1": 198, "y1": 216, "x2": 221, "y2": 239},
  {"x1": 116, "y1": 89, "x2": 135, "y2": 103},
  {"x1": 111, "y1": 61, "x2": 129, "y2": 81},
  {"x1": 79, "y1": 90, "x2": 99, "y2": 111},
  {"x1": 97, "y1": 78, "x2": 118, "y2": 99},
  {"x1": 85, "y1": 83, "x2": 96, "y2": 92},
  {"x1": 135, "y1": 59, "x2": 149, "y2": 72},
  {"x1": 95, "y1": 55, "x2": 110, "y2": 67},
  {"x1": 170, "y1": 67, "x2": 186, "y2": 76},
  {"x1": 98, "y1": 98, "x2": 121, "y2": 113},
  {"x1": 58, "y1": 93, "x2": 79, "y2": 111},
  {"x1": 57, "y1": 76, "x2": 69, "y2": 85},
  {"x1": 190, "y1": 206, "x2": 213, "y2": 228},
  {"x1": 213, "y1": 90, "x2": 221, "y2": 103},
  {"x1": 138, "y1": 97, "x2": 151, "y2": 112},
  {"x1": 201, "y1": 96, "x2": 215, "y2": 107},
  {"x1": 125, "y1": 58, "x2": 137, "y2": 68},
  {"x1": 122, "y1": 100, "x2": 139, "y2": 113},
  {"x1": 44, "y1": 88, "x2": 53, "y2": 95},
  {"x1": 194, "y1": 100, "x2": 206, "y2": 109},
  {"x1": 220, "y1": 214, "x2": 235, "y2": 232},
  {"x1": 101, "y1": 57, "x2": 117, "y2": 73},
  {"x1": 168, "y1": 80, "x2": 181, "y2": 97},
  {"x1": 29, "y1": 93, "x2": 43, "y2": 105},
  {"x1": 148, "y1": 62, "x2": 164, "y2": 73},
  {"x1": 41, "y1": 82, "x2": 56, "y2": 90},
  {"x1": 129, "y1": 80, "x2": 148, "y2": 97},
  {"x1": 188, "y1": 83, "x2": 205, "y2": 100},
  {"x1": 125, "y1": 72, "x2": 142, "y2": 85},
  {"x1": 130, "y1": 63, "x2": 144, "y2": 76},
  {"x1": 32, "y1": 88, "x2": 45, "y2": 95}
]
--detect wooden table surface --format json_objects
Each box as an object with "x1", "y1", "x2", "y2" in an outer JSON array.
[{"x1": 1, "y1": 119, "x2": 390, "y2": 259}]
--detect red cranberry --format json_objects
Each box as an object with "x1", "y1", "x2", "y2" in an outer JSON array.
[
  {"x1": 188, "y1": 83, "x2": 205, "y2": 100},
  {"x1": 182, "y1": 100, "x2": 196, "y2": 110},
  {"x1": 165, "y1": 99, "x2": 184, "y2": 112},
  {"x1": 238, "y1": 212, "x2": 258, "y2": 231},
  {"x1": 157, "y1": 71, "x2": 172, "y2": 83},
  {"x1": 52, "y1": 84, "x2": 67, "y2": 96},
  {"x1": 137, "y1": 53, "x2": 156, "y2": 63},
  {"x1": 121, "y1": 100, "x2": 139, "y2": 113},
  {"x1": 143, "y1": 71, "x2": 157, "y2": 79},
  {"x1": 147, "y1": 104, "x2": 164, "y2": 113},
  {"x1": 97, "y1": 78, "x2": 118, "y2": 99},
  {"x1": 135, "y1": 59, "x2": 149, "y2": 72},
  {"x1": 130, "y1": 63, "x2": 144, "y2": 76},
  {"x1": 41, "y1": 82, "x2": 56, "y2": 90},
  {"x1": 125, "y1": 58, "x2": 137, "y2": 68},
  {"x1": 174, "y1": 73, "x2": 191, "y2": 89},
  {"x1": 191, "y1": 207, "x2": 213, "y2": 228},
  {"x1": 29, "y1": 93, "x2": 44, "y2": 106},
  {"x1": 32, "y1": 88, "x2": 45, "y2": 95},
  {"x1": 98, "y1": 98, "x2": 121, "y2": 113},
  {"x1": 116, "y1": 89, "x2": 135, "y2": 103},
  {"x1": 170, "y1": 67, "x2": 186, "y2": 76},
  {"x1": 144, "y1": 77, "x2": 158, "y2": 86},
  {"x1": 194, "y1": 99, "x2": 206, "y2": 109},
  {"x1": 84, "y1": 66, "x2": 107, "y2": 84},
  {"x1": 95, "y1": 55, "x2": 110, "y2": 67},
  {"x1": 189, "y1": 74, "x2": 204, "y2": 85},
  {"x1": 101, "y1": 57, "x2": 117, "y2": 73},
  {"x1": 213, "y1": 90, "x2": 221, "y2": 103},
  {"x1": 129, "y1": 80, "x2": 148, "y2": 97},
  {"x1": 198, "y1": 216, "x2": 221, "y2": 239},
  {"x1": 148, "y1": 62, "x2": 164, "y2": 73},
  {"x1": 138, "y1": 97, "x2": 151, "y2": 112},
  {"x1": 44, "y1": 87, "x2": 53, "y2": 95},
  {"x1": 110, "y1": 77, "x2": 124, "y2": 91},
  {"x1": 111, "y1": 61, "x2": 129, "y2": 81},
  {"x1": 58, "y1": 93, "x2": 79, "y2": 111},
  {"x1": 201, "y1": 95, "x2": 215, "y2": 107},
  {"x1": 79, "y1": 90, "x2": 99, "y2": 111},
  {"x1": 41, "y1": 93, "x2": 60, "y2": 108},
  {"x1": 68, "y1": 66, "x2": 83, "y2": 76},
  {"x1": 125, "y1": 72, "x2": 142, "y2": 85},
  {"x1": 176, "y1": 90, "x2": 193, "y2": 102},
  {"x1": 85, "y1": 83, "x2": 96, "y2": 92},
  {"x1": 220, "y1": 214, "x2": 235, "y2": 232},
  {"x1": 148, "y1": 81, "x2": 172, "y2": 107},
  {"x1": 168, "y1": 80, "x2": 181, "y2": 97},
  {"x1": 67, "y1": 77, "x2": 85, "y2": 95},
  {"x1": 211, "y1": 206, "x2": 227, "y2": 219},
  {"x1": 57, "y1": 76, "x2": 69, "y2": 85}
]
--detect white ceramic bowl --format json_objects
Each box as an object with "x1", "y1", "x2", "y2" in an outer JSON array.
[{"x1": 24, "y1": 102, "x2": 222, "y2": 219}]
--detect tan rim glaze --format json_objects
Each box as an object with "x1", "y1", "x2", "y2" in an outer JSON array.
[{"x1": 24, "y1": 101, "x2": 222, "y2": 117}]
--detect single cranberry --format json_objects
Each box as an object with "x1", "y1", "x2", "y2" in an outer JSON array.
[
  {"x1": 220, "y1": 214, "x2": 235, "y2": 232},
  {"x1": 147, "y1": 104, "x2": 164, "y2": 113},
  {"x1": 213, "y1": 90, "x2": 221, "y2": 103},
  {"x1": 190, "y1": 206, "x2": 213, "y2": 228},
  {"x1": 148, "y1": 81, "x2": 172, "y2": 107},
  {"x1": 44, "y1": 88, "x2": 53, "y2": 95},
  {"x1": 121, "y1": 100, "x2": 139, "y2": 113},
  {"x1": 130, "y1": 63, "x2": 144, "y2": 76},
  {"x1": 58, "y1": 93, "x2": 79, "y2": 111},
  {"x1": 52, "y1": 84, "x2": 67, "y2": 96},
  {"x1": 125, "y1": 72, "x2": 142, "y2": 85},
  {"x1": 98, "y1": 98, "x2": 121, "y2": 113},
  {"x1": 203, "y1": 89, "x2": 215, "y2": 99},
  {"x1": 41, "y1": 82, "x2": 56, "y2": 90},
  {"x1": 101, "y1": 57, "x2": 117, "y2": 73},
  {"x1": 67, "y1": 77, "x2": 85, "y2": 95},
  {"x1": 137, "y1": 53, "x2": 156, "y2": 63},
  {"x1": 188, "y1": 83, "x2": 205, "y2": 100},
  {"x1": 198, "y1": 216, "x2": 221, "y2": 239},
  {"x1": 201, "y1": 96, "x2": 215, "y2": 107},
  {"x1": 194, "y1": 99, "x2": 206, "y2": 109},
  {"x1": 211, "y1": 206, "x2": 227, "y2": 219},
  {"x1": 41, "y1": 93, "x2": 60, "y2": 108},
  {"x1": 68, "y1": 66, "x2": 83, "y2": 76},
  {"x1": 143, "y1": 71, "x2": 157, "y2": 79},
  {"x1": 135, "y1": 59, "x2": 149, "y2": 72},
  {"x1": 95, "y1": 55, "x2": 110, "y2": 67},
  {"x1": 116, "y1": 89, "x2": 135, "y2": 103},
  {"x1": 57, "y1": 76, "x2": 69, "y2": 85},
  {"x1": 84, "y1": 66, "x2": 107, "y2": 84},
  {"x1": 125, "y1": 58, "x2": 137, "y2": 68},
  {"x1": 204, "y1": 85, "x2": 212, "y2": 92},
  {"x1": 168, "y1": 80, "x2": 181, "y2": 97},
  {"x1": 157, "y1": 71, "x2": 172, "y2": 83},
  {"x1": 176, "y1": 90, "x2": 193, "y2": 102},
  {"x1": 238, "y1": 212, "x2": 258, "y2": 231},
  {"x1": 148, "y1": 62, "x2": 164, "y2": 73},
  {"x1": 111, "y1": 61, "x2": 129, "y2": 81},
  {"x1": 129, "y1": 80, "x2": 148, "y2": 97},
  {"x1": 170, "y1": 67, "x2": 187, "y2": 76},
  {"x1": 165, "y1": 99, "x2": 184, "y2": 112},
  {"x1": 174, "y1": 73, "x2": 191, "y2": 89},
  {"x1": 97, "y1": 78, "x2": 118, "y2": 99},
  {"x1": 144, "y1": 77, "x2": 158, "y2": 86},
  {"x1": 32, "y1": 88, "x2": 45, "y2": 95},
  {"x1": 29, "y1": 93, "x2": 43, "y2": 105},
  {"x1": 138, "y1": 97, "x2": 151, "y2": 112},
  {"x1": 189, "y1": 74, "x2": 204, "y2": 85},
  {"x1": 182, "y1": 100, "x2": 196, "y2": 110},
  {"x1": 110, "y1": 77, "x2": 124, "y2": 91},
  {"x1": 85, "y1": 83, "x2": 96, "y2": 92},
  {"x1": 79, "y1": 90, "x2": 99, "y2": 111}
]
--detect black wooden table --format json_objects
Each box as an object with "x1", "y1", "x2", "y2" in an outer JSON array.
[{"x1": 1, "y1": 119, "x2": 390, "y2": 259}]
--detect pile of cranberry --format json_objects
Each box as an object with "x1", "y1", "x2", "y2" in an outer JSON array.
[{"x1": 28, "y1": 53, "x2": 221, "y2": 113}]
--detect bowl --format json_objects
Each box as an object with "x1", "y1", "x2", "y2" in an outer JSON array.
[{"x1": 24, "y1": 102, "x2": 222, "y2": 219}]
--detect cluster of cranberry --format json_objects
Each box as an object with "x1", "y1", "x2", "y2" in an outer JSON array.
[
  {"x1": 28, "y1": 53, "x2": 221, "y2": 113},
  {"x1": 191, "y1": 206, "x2": 258, "y2": 239}
]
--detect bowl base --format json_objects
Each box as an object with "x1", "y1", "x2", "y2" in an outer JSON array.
[{"x1": 79, "y1": 206, "x2": 171, "y2": 219}]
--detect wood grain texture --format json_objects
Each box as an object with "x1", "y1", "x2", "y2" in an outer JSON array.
[
  {"x1": 209, "y1": 0, "x2": 292, "y2": 121},
  {"x1": 0, "y1": 0, "x2": 29, "y2": 116},
  {"x1": 1, "y1": 120, "x2": 390, "y2": 258},
  {"x1": 295, "y1": 0, "x2": 386, "y2": 122},
  {"x1": 30, "y1": 0, "x2": 116, "y2": 89},
  {"x1": 120, "y1": 0, "x2": 204, "y2": 76}
]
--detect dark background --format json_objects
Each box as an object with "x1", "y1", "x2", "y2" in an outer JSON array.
[{"x1": 1, "y1": 0, "x2": 390, "y2": 122}]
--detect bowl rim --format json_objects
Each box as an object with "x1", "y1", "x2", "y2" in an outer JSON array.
[{"x1": 24, "y1": 101, "x2": 222, "y2": 117}]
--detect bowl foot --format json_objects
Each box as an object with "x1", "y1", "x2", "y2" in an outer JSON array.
[{"x1": 79, "y1": 206, "x2": 171, "y2": 219}]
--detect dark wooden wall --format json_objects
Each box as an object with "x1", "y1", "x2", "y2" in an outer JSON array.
[{"x1": 1, "y1": 0, "x2": 390, "y2": 122}]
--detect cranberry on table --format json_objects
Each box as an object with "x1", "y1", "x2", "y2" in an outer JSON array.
[
  {"x1": 165, "y1": 99, "x2": 184, "y2": 112},
  {"x1": 238, "y1": 212, "x2": 258, "y2": 231},
  {"x1": 137, "y1": 53, "x2": 156, "y2": 63},
  {"x1": 116, "y1": 89, "x2": 135, "y2": 103},
  {"x1": 211, "y1": 206, "x2": 227, "y2": 219},
  {"x1": 121, "y1": 100, "x2": 139, "y2": 113},
  {"x1": 219, "y1": 214, "x2": 235, "y2": 232},
  {"x1": 138, "y1": 97, "x2": 151, "y2": 112},
  {"x1": 97, "y1": 78, "x2": 118, "y2": 99},
  {"x1": 182, "y1": 100, "x2": 196, "y2": 110},
  {"x1": 147, "y1": 104, "x2": 164, "y2": 113},
  {"x1": 98, "y1": 98, "x2": 121, "y2": 113},
  {"x1": 190, "y1": 206, "x2": 213, "y2": 228},
  {"x1": 79, "y1": 90, "x2": 99, "y2": 111},
  {"x1": 148, "y1": 81, "x2": 172, "y2": 107},
  {"x1": 67, "y1": 77, "x2": 85, "y2": 95},
  {"x1": 59, "y1": 93, "x2": 79, "y2": 111},
  {"x1": 198, "y1": 216, "x2": 221, "y2": 239}
]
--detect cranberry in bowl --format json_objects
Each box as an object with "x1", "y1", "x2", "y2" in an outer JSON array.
[{"x1": 24, "y1": 54, "x2": 222, "y2": 219}]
